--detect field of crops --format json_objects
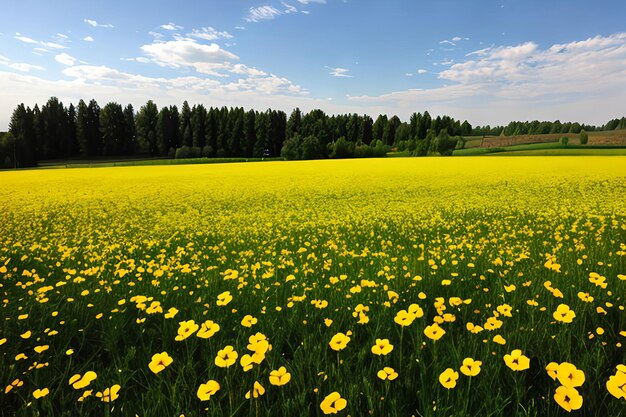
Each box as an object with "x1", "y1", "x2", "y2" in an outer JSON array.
[{"x1": 1, "y1": 157, "x2": 625, "y2": 417}]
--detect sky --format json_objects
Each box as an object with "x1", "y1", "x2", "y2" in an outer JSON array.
[{"x1": 1, "y1": 0, "x2": 626, "y2": 130}]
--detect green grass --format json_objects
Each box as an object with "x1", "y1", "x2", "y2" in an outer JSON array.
[{"x1": 453, "y1": 142, "x2": 626, "y2": 156}]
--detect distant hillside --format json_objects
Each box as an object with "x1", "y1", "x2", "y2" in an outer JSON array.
[{"x1": 463, "y1": 129, "x2": 626, "y2": 149}]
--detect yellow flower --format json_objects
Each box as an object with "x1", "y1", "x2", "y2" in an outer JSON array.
[
  {"x1": 197, "y1": 320, "x2": 220, "y2": 339},
  {"x1": 20, "y1": 330, "x2": 31, "y2": 339},
  {"x1": 460, "y1": 358, "x2": 482, "y2": 377},
  {"x1": 546, "y1": 362, "x2": 559, "y2": 380},
  {"x1": 164, "y1": 307, "x2": 179, "y2": 319},
  {"x1": 503, "y1": 349, "x2": 530, "y2": 371},
  {"x1": 215, "y1": 346, "x2": 238, "y2": 368},
  {"x1": 553, "y1": 304, "x2": 576, "y2": 323},
  {"x1": 371, "y1": 338, "x2": 394, "y2": 356},
  {"x1": 96, "y1": 384, "x2": 120, "y2": 402},
  {"x1": 149, "y1": 351, "x2": 173, "y2": 374},
  {"x1": 408, "y1": 303, "x2": 424, "y2": 318},
  {"x1": 324, "y1": 318, "x2": 333, "y2": 327},
  {"x1": 175, "y1": 320, "x2": 199, "y2": 341},
  {"x1": 245, "y1": 381, "x2": 265, "y2": 399},
  {"x1": 606, "y1": 368, "x2": 626, "y2": 400},
  {"x1": 320, "y1": 391, "x2": 347, "y2": 414},
  {"x1": 377, "y1": 367, "x2": 398, "y2": 381},
  {"x1": 439, "y1": 368, "x2": 459, "y2": 389},
  {"x1": 69, "y1": 371, "x2": 97, "y2": 389},
  {"x1": 269, "y1": 366, "x2": 291, "y2": 386},
  {"x1": 424, "y1": 323, "x2": 446, "y2": 341},
  {"x1": 556, "y1": 362, "x2": 585, "y2": 388},
  {"x1": 217, "y1": 291, "x2": 233, "y2": 306},
  {"x1": 394, "y1": 309, "x2": 415, "y2": 326},
  {"x1": 493, "y1": 335, "x2": 506, "y2": 345},
  {"x1": 197, "y1": 380, "x2": 220, "y2": 401},
  {"x1": 248, "y1": 332, "x2": 271, "y2": 354},
  {"x1": 554, "y1": 385, "x2": 583, "y2": 411},
  {"x1": 329, "y1": 332, "x2": 351, "y2": 351},
  {"x1": 34, "y1": 345, "x2": 49, "y2": 354},
  {"x1": 33, "y1": 388, "x2": 49, "y2": 399},
  {"x1": 240, "y1": 354, "x2": 255, "y2": 372},
  {"x1": 241, "y1": 315, "x2": 258, "y2": 328}
]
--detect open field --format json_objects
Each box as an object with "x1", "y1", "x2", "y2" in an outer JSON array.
[
  {"x1": 453, "y1": 142, "x2": 626, "y2": 156},
  {"x1": 463, "y1": 129, "x2": 626, "y2": 149},
  {"x1": 1, "y1": 157, "x2": 625, "y2": 416}
]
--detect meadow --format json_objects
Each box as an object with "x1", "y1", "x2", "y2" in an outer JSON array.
[{"x1": 0, "y1": 157, "x2": 625, "y2": 416}]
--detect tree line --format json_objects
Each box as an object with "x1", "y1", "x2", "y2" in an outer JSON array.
[{"x1": 2, "y1": 96, "x2": 624, "y2": 168}]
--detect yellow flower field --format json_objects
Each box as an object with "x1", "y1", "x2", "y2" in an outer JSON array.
[{"x1": 0, "y1": 156, "x2": 625, "y2": 416}]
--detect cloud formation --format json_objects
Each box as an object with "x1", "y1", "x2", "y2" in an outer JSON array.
[
  {"x1": 245, "y1": 6, "x2": 283, "y2": 22},
  {"x1": 84, "y1": 19, "x2": 114, "y2": 28},
  {"x1": 54, "y1": 53, "x2": 77, "y2": 66},
  {"x1": 327, "y1": 67, "x2": 352, "y2": 78},
  {"x1": 349, "y1": 33, "x2": 626, "y2": 124}
]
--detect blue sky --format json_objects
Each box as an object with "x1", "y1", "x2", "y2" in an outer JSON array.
[{"x1": 1, "y1": 0, "x2": 626, "y2": 130}]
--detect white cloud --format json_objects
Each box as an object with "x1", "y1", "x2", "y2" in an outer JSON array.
[
  {"x1": 84, "y1": 19, "x2": 114, "y2": 28},
  {"x1": 188, "y1": 27, "x2": 233, "y2": 41},
  {"x1": 0, "y1": 56, "x2": 45, "y2": 73},
  {"x1": 297, "y1": 0, "x2": 326, "y2": 4},
  {"x1": 283, "y1": 2, "x2": 298, "y2": 13},
  {"x1": 235, "y1": 26, "x2": 246, "y2": 30},
  {"x1": 348, "y1": 33, "x2": 626, "y2": 125},
  {"x1": 55, "y1": 53, "x2": 77, "y2": 66},
  {"x1": 161, "y1": 22, "x2": 183, "y2": 31},
  {"x1": 439, "y1": 40, "x2": 456, "y2": 47},
  {"x1": 0, "y1": 65, "x2": 345, "y2": 130},
  {"x1": 246, "y1": 6, "x2": 282, "y2": 22},
  {"x1": 417, "y1": 69, "x2": 428, "y2": 74},
  {"x1": 15, "y1": 33, "x2": 37, "y2": 44},
  {"x1": 140, "y1": 39, "x2": 239, "y2": 76},
  {"x1": 41, "y1": 42, "x2": 67, "y2": 50},
  {"x1": 83, "y1": 36, "x2": 94, "y2": 42},
  {"x1": 327, "y1": 67, "x2": 352, "y2": 78},
  {"x1": 57, "y1": 33, "x2": 69, "y2": 39},
  {"x1": 33, "y1": 47, "x2": 50, "y2": 54}
]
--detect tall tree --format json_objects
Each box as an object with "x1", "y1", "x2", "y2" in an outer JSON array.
[
  {"x1": 179, "y1": 101, "x2": 192, "y2": 147},
  {"x1": 123, "y1": 104, "x2": 137, "y2": 155},
  {"x1": 191, "y1": 104, "x2": 207, "y2": 148},
  {"x1": 76, "y1": 99, "x2": 89, "y2": 156},
  {"x1": 136, "y1": 100, "x2": 159, "y2": 155},
  {"x1": 373, "y1": 114, "x2": 388, "y2": 142},
  {"x1": 86, "y1": 99, "x2": 102, "y2": 156},
  {"x1": 8, "y1": 104, "x2": 36, "y2": 167},
  {"x1": 100, "y1": 102, "x2": 126, "y2": 156},
  {"x1": 243, "y1": 109, "x2": 256, "y2": 158},
  {"x1": 359, "y1": 115, "x2": 373, "y2": 145},
  {"x1": 66, "y1": 103, "x2": 78, "y2": 157},
  {"x1": 286, "y1": 108, "x2": 302, "y2": 140}
]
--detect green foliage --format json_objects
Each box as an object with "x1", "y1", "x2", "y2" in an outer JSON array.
[
  {"x1": 330, "y1": 136, "x2": 355, "y2": 159},
  {"x1": 300, "y1": 135, "x2": 323, "y2": 160},
  {"x1": 560, "y1": 136, "x2": 569, "y2": 146},
  {"x1": 281, "y1": 134, "x2": 302, "y2": 160},
  {"x1": 580, "y1": 130, "x2": 588, "y2": 145}
]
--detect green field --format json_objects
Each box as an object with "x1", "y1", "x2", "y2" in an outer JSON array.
[{"x1": 1, "y1": 157, "x2": 625, "y2": 416}]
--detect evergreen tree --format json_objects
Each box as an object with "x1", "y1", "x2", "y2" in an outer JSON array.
[
  {"x1": 86, "y1": 99, "x2": 102, "y2": 156},
  {"x1": 99, "y1": 102, "x2": 126, "y2": 156},
  {"x1": 123, "y1": 104, "x2": 137, "y2": 155},
  {"x1": 136, "y1": 100, "x2": 159, "y2": 155},
  {"x1": 67, "y1": 104, "x2": 78, "y2": 157},
  {"x1": 286, "y1": 108, "x2": 302, "y2": 140},
  {"x1": 243, "y1": 109, "x2": 256, "y2": 158}
]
